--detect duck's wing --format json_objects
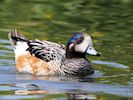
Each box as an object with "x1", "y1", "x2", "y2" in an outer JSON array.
[{"x1": 27, "y1": 40, "x2": 66, "y2": 62}]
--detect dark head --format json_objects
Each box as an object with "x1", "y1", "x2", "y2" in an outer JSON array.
[{"x1": 66, "y1": 32, "x2": 100, "y2": 58}]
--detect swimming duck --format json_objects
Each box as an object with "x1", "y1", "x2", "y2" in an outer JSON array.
[{"x1": 8, "y1": 29, "x2": 100, "y2": 76}]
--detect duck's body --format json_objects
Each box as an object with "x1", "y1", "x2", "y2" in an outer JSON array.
[{"x1": 8, "y1": 29, "x2": 99, "y2": 76}]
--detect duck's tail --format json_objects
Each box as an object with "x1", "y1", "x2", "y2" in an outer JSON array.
[
  {"x1": 8, "y1": 29, "x2": 29, "y2": 57},
  {"x1": 8, "y1": 29, "x2": 28, "y2": 49}
]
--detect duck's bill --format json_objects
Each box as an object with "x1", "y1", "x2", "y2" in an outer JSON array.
[{"x1": 86, "y1": 47, "x2": 100, "y2": 56}]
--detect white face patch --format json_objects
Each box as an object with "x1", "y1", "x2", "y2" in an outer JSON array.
[
  {"x1": 75, "y1": 35, "x2": 93, "y2": 53},
  {"x1": 86, "y1": 47, "x2": 98, "y2": 55}
]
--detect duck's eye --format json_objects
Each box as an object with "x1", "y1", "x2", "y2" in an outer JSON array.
[
  {"x1": 77, "y1": 37, "x2": 84, "y2": 44},
  {"x1": 77, "y1": 40, "x2": 82, "y2": 44}
]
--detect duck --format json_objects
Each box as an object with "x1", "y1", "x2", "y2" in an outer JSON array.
[{"x1": 8, "y1": 29, "x2": 100, "y2": 76}]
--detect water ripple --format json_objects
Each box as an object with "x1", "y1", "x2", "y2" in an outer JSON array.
[{"x1": 92, "y1": 60, "x2": 129, "y2": 68}]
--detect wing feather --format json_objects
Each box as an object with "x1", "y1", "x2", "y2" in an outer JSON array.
[{"x1": 27, "y1": 40, "x2": 66, "y2": 62}]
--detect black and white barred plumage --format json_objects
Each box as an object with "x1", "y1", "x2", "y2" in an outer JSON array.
[{"x1": 27, "y1": 40, "x2": 65, "y2": 62}]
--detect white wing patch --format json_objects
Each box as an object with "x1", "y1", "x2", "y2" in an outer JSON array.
[{"x1": 15, "y1": 41, "x2": 29, "y2": 58}]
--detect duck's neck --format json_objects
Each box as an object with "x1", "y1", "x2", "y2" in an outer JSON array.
[{"x1": 66, "y1": 50, "x2": 86, "y2": 58}]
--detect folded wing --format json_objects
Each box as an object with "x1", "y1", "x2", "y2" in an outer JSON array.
[{"x1": 27, "y1": 40, "x2": 66, "y2": 62}]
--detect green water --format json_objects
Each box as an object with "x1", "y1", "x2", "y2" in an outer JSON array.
[{"x1": 0, "y1": 0, "x2": 133, "y2": 100}]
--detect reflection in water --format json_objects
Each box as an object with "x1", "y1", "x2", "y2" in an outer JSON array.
[
  {"x1": 92, "y1": 60, "x2": 129, "y2": 68},
  {"x1": 13, "y1": 83, "x2": 97, "y2": 100},
  {"x1": 9, "y1": 79, "x2": 133, "y2": 99},
  {"x1": 15, "y1": 90, "x2": 97, "y2": 100},
  {"x1": 67, "y1": 90, "x2": 96, "y2": 100},
  {"x1": 11, "y1": 83, "x2": 40, "y2": 90},
  {"x1": 15, "y1": 90, "x2": 48, "y2": 95},
  {"x1": 68, "y1": 93, "x2": 96, "y2": 100},
  {"x1": 12, "y1": 73, "x2": 133, "y2": 97}
]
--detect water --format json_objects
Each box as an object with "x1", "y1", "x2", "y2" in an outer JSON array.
[{"x1": 0, "y1": 0, "x2": 133, "y2": 99}]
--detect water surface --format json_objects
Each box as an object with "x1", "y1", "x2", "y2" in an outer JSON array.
[{"x1": 0, "y1": 0, "x2": 133, "y2": 100}]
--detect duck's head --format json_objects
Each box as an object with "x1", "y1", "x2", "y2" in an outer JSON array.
[{"x1": 66, "y1": 32, "x2": 100, "y2": 58}]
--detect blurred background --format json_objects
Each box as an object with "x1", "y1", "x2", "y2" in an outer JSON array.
[{"x1": 0, "y1": 0, "x2": 133, "y2": 100}]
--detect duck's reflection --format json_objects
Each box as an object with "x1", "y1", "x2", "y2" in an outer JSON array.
[
  {"x1": 13, "y1": 83, "x2": 96, "y2": 100},
  {"x1": 68, "y1": 93, "x2": 96, "y2": 100},
  {"x1": 15, "y1": 89, "x2": 48, "y2": 95},
  {"x1": 14, "y1": 74, "x2": 96, "y2": 99},
  {"x1": 11, "y1": 83, "x2": 47, "y2": 95}
]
